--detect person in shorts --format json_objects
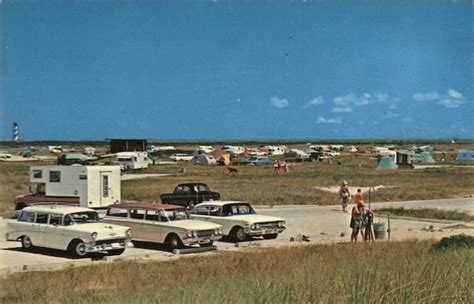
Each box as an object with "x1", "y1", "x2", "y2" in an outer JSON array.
[{"x1": 339, "y1": 180, "x2": 351, "y2": 213}]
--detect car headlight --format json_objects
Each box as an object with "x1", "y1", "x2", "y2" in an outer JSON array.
[
  {"x1": 214, "y1": 229, "x2": 221, "y2": 235},
  {"x1": 186, "y1": 231, "x2": 197, "y2": 238},
  {"x1": 278, "y1": 221, "x2": 285, "y2": 228},
  {"x1": 251, "y1": 223, "x2": 260, "y2": 230},
  {"x1": 90, "y1": 232, "x2": 98, "y2": 240},
  {"x1": 126, "y1": 229, "x2": 132, "y2": 238}
]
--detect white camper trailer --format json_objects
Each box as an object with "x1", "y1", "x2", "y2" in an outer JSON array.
[
  {"x1": 116, "y1": 151, "x2": 149, "y2": 170},
  {"x1": 28, "y1": 165, "x2": 121, "y2": 208}
]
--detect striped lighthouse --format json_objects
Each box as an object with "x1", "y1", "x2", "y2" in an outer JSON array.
[{"x1": 13, "y1": 122, "x2": 19, "y2": 143}]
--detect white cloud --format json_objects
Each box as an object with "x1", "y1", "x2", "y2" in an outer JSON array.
[
  {"x1": 373, "y1": 91, "x2": 388, "y2": 102},
  {"x1": 438, "y1": 98, "x2": 464, "y2": 108},
  {"x1": 308, "y1": 96, "x2": 325, "y2": 106},
  {"x1": 333, "y1": 94, "x2": 357, "y2": 106},
  {"x1": 448, "y1": 88, "x2": 463, "y2": 99},
  {"x1": 388, "y1": 104, "x2": 397, "y2": 110},
  {"x1": 413, "y1": 91, "x2": 441, "y2": 101},
  {"x1": 332, "y1": 107, "x2": 353, "y2": 113},
  {"x1": 270, "y1": 96, "x2": 289, "y2": 108},
  {"x1": 414, "y1": 89, "x2": 465, "y2": 108},
  {"x1": 383, "y1": 111, "x2": 400, "y2": 119},
  {"x1": 317, "y1": 116, "x2": 342, "y2": 124},
  {"x1": 334, "y1": 91, "x2": 392, "y2": 107}
]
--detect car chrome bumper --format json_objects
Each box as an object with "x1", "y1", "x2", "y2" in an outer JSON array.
[
  {"x1": 182, "y1": 235, "x2": 222, "y2": 246},
  {"x1": 86, "y1": 238, "x2": 133, "y2": 253},
  {"x1": 245, "y1": 228, "x2": 285, "y2": 236}
]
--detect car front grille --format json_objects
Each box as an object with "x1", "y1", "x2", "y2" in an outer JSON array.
[
  {"x1": 95, "y1": 238, "x2": 126, "y2": 245},
  {"x1": 258, "y1": 222, "x2": 280, "y2": 229},
  {"x1": 196, "y1": 230, "x2": 214, "y2": 238}
]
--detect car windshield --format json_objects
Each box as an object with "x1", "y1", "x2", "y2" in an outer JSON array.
[
  {"x1": 222, "y1": 203, "x2": 256, "y2": 216},
  {"x1": 162, "y1": 209, "x2": 189, "y2": 221},
  {"x1": 69, "y1": 211, "x2": 100, "y2": 224}
]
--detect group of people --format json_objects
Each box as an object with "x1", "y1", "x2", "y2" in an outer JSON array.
[
  {"x1": 273, "y1": 160, "x2": 289, "y2": 174},
  {"x1": 339, "y1": 181, "x2": 375, "y2": 242}
]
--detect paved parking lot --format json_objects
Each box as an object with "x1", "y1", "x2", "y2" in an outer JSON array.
[{"x1": 1, "y1": 197, "x2": 472, "y2": 276}]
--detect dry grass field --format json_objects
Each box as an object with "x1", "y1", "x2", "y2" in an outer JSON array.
[
  {"x1": 1, "y1": 143, "x2": 473, "y2": 216},
  {"x1": 0, "y1": 240, "x2": 471, "y2": 303}
]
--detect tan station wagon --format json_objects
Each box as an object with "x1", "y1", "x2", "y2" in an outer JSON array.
[{"x1": 103, "y1": 203, "x2": 223, "y2": 249}]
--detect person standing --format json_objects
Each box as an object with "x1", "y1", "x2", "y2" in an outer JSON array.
[
  {"x1": 339, "y1": 180, "x2": 351, "y2": 213},
  {"x1": 363, "y1": 208, "x2": 375, "y2": 242},
  {"x1": 354, "y1": 189, "x2": 364, "y2": 205},
  {"x1": 350, "y1": 203, "x2": 364, "y2": 242}
]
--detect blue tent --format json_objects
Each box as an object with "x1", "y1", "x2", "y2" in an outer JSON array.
[
  {"x1": 413, "y1": 152, "x2": 436, "y2": 164},
  {"x1": 377, "y1": 156, "x2": 398, "y2": 170},
  {"x1": 455, "y1": 149, "x2": 474, "y2": 161}
]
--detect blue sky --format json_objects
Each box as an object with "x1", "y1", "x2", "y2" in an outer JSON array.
[{"x1": 1, "y1": 1, "x2": 472, "y2": 141}]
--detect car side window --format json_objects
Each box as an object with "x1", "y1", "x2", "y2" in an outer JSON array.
[
  {"x1": 158, "y1": 210, "x2": 169, "y2": 222},
  {"x1": 182, "y1": 186, "x2": 191, "y2": 193},
  {"x1": 64, "y1": 215, "x2": 74, "y2": 226},
  {"x1": 145, "y1": 210, "x2": 159, "y2": 221},
  {"x1": 175, "y1": 186, "x2": 183, "y2": 192},
  {"x1": 49, "y1": 214, "x2": 63, "y2": 226},
  {"x1": 36, "y1": 213, "x2": 48, "y2": 224},
  {"x1": 209, "y1": 206, "x2": 221, "y2": 216},
  {"x1": 18, "y1": 211, "x2": 35, "y2": 223},
  {"x1": 194, "y1": 206, "x2": 209, "y2": 215},
  {"x1": 107, "y1": 208, "x2": 128, "y2": 218},
  {"x1": 129, "y1": 209, "x2": 145, "y2": 220}
]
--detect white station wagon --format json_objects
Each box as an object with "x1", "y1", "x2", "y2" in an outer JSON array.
[
  {"x1": 191, "y1": 201, "x2": 286, "y2": 241},
  {"x1": 6, "y1": 205, "x2": 133, "y2": 258},
  {"x1": 103, "y1": 203, "x2": 223, "y2": 249}
]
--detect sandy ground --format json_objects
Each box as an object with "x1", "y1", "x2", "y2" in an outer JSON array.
[
  {"x1": 0, "y1": 197, "x2": 472, "y2": 276},
  {"x1": 121, "y1": 174, "x2": 171, "y2": 181},
  {"x1": 316, "y1": 185, "x2": 388, "y2": 194}
]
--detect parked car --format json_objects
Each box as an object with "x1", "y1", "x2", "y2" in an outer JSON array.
[
  {"x1": 248, "y1": 157, "x2": 273, "y2": 166},
  {"x1": 160, "y1": 183, "x2": 220, "y2": 209},
  {"x1": 169, "y1": 153, "x2": 194, "y2": 161},
  {"x1": 0, "y1": 150, "x2": 12, "y2": 160},
  {"x1": 104, "y1": 203, "x2": 222, "y2": 249},
  {"x1": 191, "y1": 201, "x2": 286, "y2": 242},
  {"x1": 6, "y1": 205, "x2": 133, "y2": 258}
]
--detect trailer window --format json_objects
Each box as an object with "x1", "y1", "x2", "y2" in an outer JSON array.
[
  {"x1": 18, "y1": 211, "x2": 35, "y2": 223},
  {"x1": 49, "y1": 171, "x2": 61, "y2": 182},
  {"x1": 36, "y1": 213, "x2": 49, "y2": 224},
  {"x1": 102, "y1": 175, "x2": 109, "y2": 197},
  {"x1": 32, "y1": 170, "x2": 42, "y2": 179},
  {"x1": 107, "y1": 208, "x2": 128, "y2": 218}
]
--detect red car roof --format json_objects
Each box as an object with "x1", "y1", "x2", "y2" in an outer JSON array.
[{"x1": 111, "y1": 203, "x2": 184, "y2": 210}]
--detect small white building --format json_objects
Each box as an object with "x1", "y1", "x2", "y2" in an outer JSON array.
[
  {"x1": 29, "y1": 165, "x2": 121, "y2": 208},
  {"x1": 116, "y1": 151, "x2": 149, "y2": 170}
]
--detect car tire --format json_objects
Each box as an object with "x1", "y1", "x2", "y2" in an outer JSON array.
[
  {"x1": 21, "y1": 235, "x2": 33, "y2": 250},
  {"x1": 166, "y1": 234, "x2": 183, "y2": 250},
  {"x1": 108, "y1": 248, "x2": 125, "y2": 256},
  {"x1": 263, "y1": 234, "x2": 278, "y2": 240},
  {"x1": 231, "y1": 227, "x2": 248, "y2": 242},
  {"x1": 68, "y1": 239, "x2": 88, "y2": 258}
]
